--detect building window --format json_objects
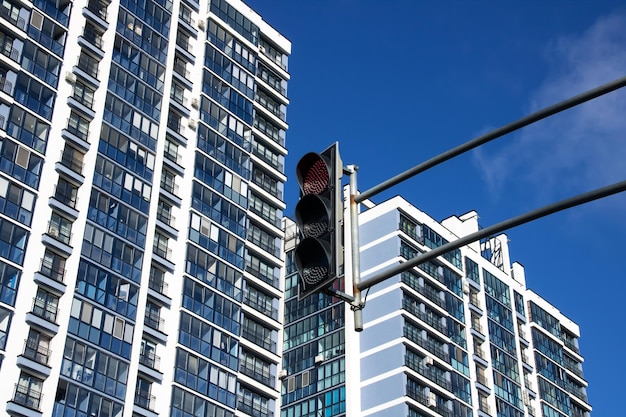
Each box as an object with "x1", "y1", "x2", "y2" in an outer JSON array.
[
  {"x1": 13, "y1": 372, "x2": 43, "y2": 410},
  {"x1": 0, "y1": 259, "x2": 19, "y2": 305},
  {"x1": 40, "y1": 249, "x2": 66, "y2": 282},
  {"x1": 251, "y1": 139, "x2": 281, "y2": 172},
  {"x1": 135, "y1": 377, "x2": 155, "y2": 411},
  {"x1": 242, "y1": 317, "x2": 276, "y2": 353},
  {"x1": 244, "y1": 285, "x2": 277, "y2": 320},
  {"x1": 68, "y1": 298, "x2": 134, "y2": 358},
  {"x1": 171, "y1": 386, "x2": 235, "y2": 417},
  {"x1": 322, "y1": 386, "x2": 345, "y2": 417},
  {"x1": 21, "y1": 40, "x2": 61, "y2": 87},
  {"x1": 29, "y1": 11, "x2": 67, "y2": 55},
  {"x1": 67, "y1": 111, "x2": 91, "y2": 142},
  {"x1": 185, "y1": 244, "x2": 242, "y2": 300},
  {"x1": 92, "y1": 156, "x2": 151, "y2": 214},
  {"x1": 139, "y1": 339, "x2": 159, "y2": 369},
  {"x1": 483, "y1": 269, "x2": 511, "y2": 308},
  {"x1": 60, "y1": 143, "x2": 85, "y2": 174},
  {"x1": 465, "y1": 257, "x2": 480, "y2": 285},
  {"x1": 178, "y1": 312, "x2": 239, "y2": 371},
  {"x1": 72, "y1": 80, "x2": 95, "y2": 108},
  {"x1": 191, "y1": 178, "x2": 247, "y2": 234},
  {"x1": 32, "y1": 287, "x2": 59, "y2": 323},
  {"x1": 182, "y1": 277, "x2": 241, "y2": 334},
  {"x1": 0, "y1": 138, "x2": 44, "y2": 188},
  {"x1": 83, "y1": 21, "x2": 104, "y2": 49},
  {"x1": 77, "y1": 50, "x2": 99, "y2": 78},
  {"x1": 209, "y1": 0, "x2": 259, "y2": 44},
  {"x1": 207, "y1": 21, "x2": 257, "y2": 74},
  {"x1": 247, "y1": 222, "x2": 279, "y2": 257},
  {"x1": 75, "y1": 260, "x2": 139, "y2": 319},
  {"x1": 174, "y1": 348, "x2": 237, "y2": 408},
  {"x1": 0, "y1": 175, "x2": 35, "y2": 226},
  {"x1": 0, "y1": 305, "x2": 11, "y2": 350},
  {"x1": 240, "y1": 350, "x2": 273, "y2": 386},
  {"x1": 0, "y1": 217, "x2": 29, "y2": 264},
  {"x1": 528, "y1": 301, "x2": 560, "y2": 338},
  {"x1": 144, "y1": 301, "x2": 163, "y2": 332},
  {"x1": 23, "y1": 329, "x2": 51, "y2": 365},
  {"x1": 98, "y1": 124, "x2": 155, "y2": 181},
  {"x1": 156, "y1": 199, "x2": 175, "y2": 228},
  {"x1": 148, "y1": 264, "x2": 168, "y2": 295},
  {"x1": 60, "y1": 337, "x2": 129, "y2": 399},
  {"x1": 7, "y1": 106, "x2": 50, "y2": 151},
  {"x1": 153, "y1": 232, "x2": 171, "y2": 260},
  {"x1": 251, "y1": 165, "x2": 282, "y2": 199},
  {"x1": 188, "y1": 212, "x2": 245, "y2": 269},
  {"x1": 246, "y1": 253, "x2": 279, "y2": 288},
  {"x1": 160, "y1": 168, "x2": 178, "y2": 196},
  {"x1": 48, "y1": 211, "x2": 73, "y2": 245},
  {"x1": 237, "y1": 386, "x2": 273, "y2": 417},
  {"x1": 14, "y1": 73, "x2": 55, "y2": 120},
  {"x1": 54, "y1": 177, "x2": 78, "y2": 209}
]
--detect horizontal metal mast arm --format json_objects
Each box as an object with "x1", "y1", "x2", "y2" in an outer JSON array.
[
  {"x1": 358, "y1": 180, "x2": 626, "y2": 291},
  {"x1": 355, "y1": 75, "x2": 626, "y2": 203}
]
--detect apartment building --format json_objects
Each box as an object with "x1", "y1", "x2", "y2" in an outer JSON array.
[{"x1": 0, "y1": 0, "x2": 290, "y2": 415}]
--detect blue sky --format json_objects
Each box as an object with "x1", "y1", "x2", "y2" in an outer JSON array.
[{"x1": 248, "y1": 2, "x2": 626, "y2": 415}]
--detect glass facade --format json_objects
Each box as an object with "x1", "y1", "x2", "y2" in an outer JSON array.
[
  {"x1": 281, "y1": 225, "x2": 346, "y2": 417},
  {"x1": 0, "y1": 0, "x2": 290, "y2": 416}
]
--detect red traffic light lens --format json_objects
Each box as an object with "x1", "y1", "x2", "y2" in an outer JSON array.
[{"x1": 296, "y1": 153, "x2": 330, "y2": 195}]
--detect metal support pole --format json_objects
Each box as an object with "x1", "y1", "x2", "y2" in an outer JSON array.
[
  {"x1": 346, "y1": 165, "x2": 364, "y2": 332},
  {"x1": 355, "y1": 75, "x2": 626, "y2": 204},
  {"x1": 357, "y1": 179, "x2": 626, "y2": 291}
]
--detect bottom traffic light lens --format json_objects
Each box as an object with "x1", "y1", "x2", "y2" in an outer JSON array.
[{"x1": 294, "y1": 238, "x2": 332, "y2": 286}]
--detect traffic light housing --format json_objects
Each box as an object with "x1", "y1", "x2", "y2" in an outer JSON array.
[{"x1": 294, "y1": 143, "x2": 343, "y2": 299}]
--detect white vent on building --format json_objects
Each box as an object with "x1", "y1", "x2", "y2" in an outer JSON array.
[
  {"x1": 278, "y1": 369, "x2": 287, "y2": 379},
  {"x1": 191, "y1": 98, "x2": 199, "y2": 109},
  {"x1": 314, "y1": 354, "x2": 324, "y2": 365},
  {"x1": 65, "y1": 71, "x2": 76, "y2": 83},
  {"x1": 427, "y1": 392, "x2": 437, "y2": 407},
  {"x1": 423, "y1": 356, "x2": 434, "y2": 366},
  {"x1": 188, "y1": 119, "x2": 197, "y2": 130},
  {"x1": 197, "y1": 19, "x2": 205, "y2": 30}
]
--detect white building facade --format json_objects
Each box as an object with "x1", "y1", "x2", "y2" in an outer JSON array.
[
  {"x1": 357, "y1": 196, "x2": 591, "y2": 417},
  {"x1": 0, "y1": 0, "x2": 290, "y2": 416}
]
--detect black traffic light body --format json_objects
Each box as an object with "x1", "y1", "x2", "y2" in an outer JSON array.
[{"x1": 294, "y1": 143, "x2": 343, "y2": 299}]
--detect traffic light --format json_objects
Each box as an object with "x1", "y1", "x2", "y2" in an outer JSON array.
[{"x1": 294, "y1": 143, "x2": 343, "y2": 299}]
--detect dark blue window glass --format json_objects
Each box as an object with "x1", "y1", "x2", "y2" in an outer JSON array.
[{"x1": 0, "y1": 259, "x2": 20, "y2": 306}]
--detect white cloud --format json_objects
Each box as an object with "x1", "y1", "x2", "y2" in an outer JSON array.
[{"x1": 474, "y1": 12, "x2": 626, "y2": 205}]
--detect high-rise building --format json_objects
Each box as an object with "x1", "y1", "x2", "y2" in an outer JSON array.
[
  {"x1": 281, "y1": 196, "x2": 591, "y2": 417},
  {"x1": 0, "y1": 0, "x2": 290, "y2": 416}
]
